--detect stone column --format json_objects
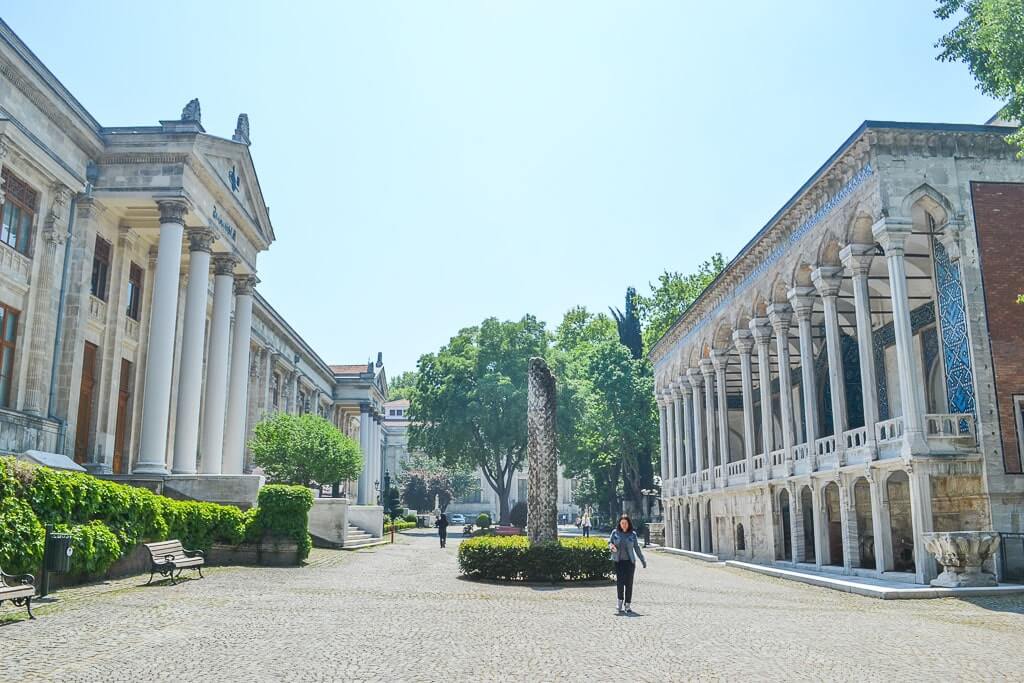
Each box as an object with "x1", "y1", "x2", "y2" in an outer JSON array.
[
  {"x1": 908, "y1": 465, "x2": 936, "y2": 583},
  {"x1": 665, "y1": 389, "x2": 678, "y2": 482},
  {"x1": 788, "y1": 288, "x2": 819, "y2": 460},
  {"x1": 672, "y1": 385, "x2": 685, "y2": 483},
  {"x1": 867, "y1": 471, "x2": 890, "y2": 573},
  {"x1": 657, "y1": 397, "x2": 669, "y2": 483},
  {"x1": 222, "y1": 274, "x2": 257, "y2": 474},
  {"x1": 198, "y1": 256, "x2": 237, "y2": 474},
  {"x1": 811, "y1": 481, "x2": 825, "y2": 569},
  {"x1": 839, "y1": 477, "x2": 858, "y2": 571},
  {"x1": 873, "y1": 218, "x2": 928, "y2": 455},
  {"x1": 711, "y1": 350, "x2": 731, "y2": 471},
  {"x1": 681, "y1": 382, "x2": 695, "y2": 478},
  {"x1": 840, "y1": 244, "x2": 880, "y2": 451},
  {"x1": 789, "y1": 481, "x2": 807, "y2": 563},
  {"x1": 700, "y1": 359, "x2": 717, "y2": 486},
  {"x1": 687, "y1": 369, "x2": 705, "y2": 479},
  {"x1": 813, "y1": 266, "x2": 849, "y2": 456},
  {"x1": 526, "y1": 357, "x2": 558, "y2": 544},
  {"x1": 135, "y1": 199, "x2": 189, "y2": 474},
  {"x1": 665, "y1": 504, "x2": 675, "y2": 549},
  {"x1": 768, "y1": 305, "x2": 796, "y2": 463},
  {"x1": 733, "y1": 330, "x2": 756, "y2": 482},
  {"x1": 751, "y1": 319, "x2": 775, "y2": 460},
  {"x1": 23, "y1": 185, "x2": 71, "y2": 415},
  {"x1": 170, "y1": 229, "x2": 216, "y2": 474},
  {"x1": 357, "y1": 403, "x2": 371, "y2": 504}
]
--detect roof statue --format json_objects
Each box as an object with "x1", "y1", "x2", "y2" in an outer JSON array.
[
  {"x1": 376, "y1": 351, "x2": 383, "y2": 368},
  {"x1": 233, "y1": 113, "x2": 251, "y2": 144},
  {"x1": 181, "y1": 98, "x2": 201, "y2": 124}
]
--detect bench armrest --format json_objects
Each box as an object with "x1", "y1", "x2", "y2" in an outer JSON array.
[
  {"x1": 183, "y1": 549, "x2": 205, "y2": 559},
  {"x1": 1, "y1": 570, "x2": 34, "y2": 586}
]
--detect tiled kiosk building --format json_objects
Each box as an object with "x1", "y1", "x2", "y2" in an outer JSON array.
[
  {"x1": 652, "y1": 119, "x2": 1024, "y2": 584},
  {"x1": 0, "y1": 20, "x2": 388, "y2": 506}
]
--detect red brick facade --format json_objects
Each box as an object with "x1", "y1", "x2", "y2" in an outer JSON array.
[{"x1": 972, "y1": 182, "x2": 1024, "y2": 474}]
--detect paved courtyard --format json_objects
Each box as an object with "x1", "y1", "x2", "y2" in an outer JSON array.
[{"x1": 2, "y1": 529, "x2": 1023, "y2": 681}]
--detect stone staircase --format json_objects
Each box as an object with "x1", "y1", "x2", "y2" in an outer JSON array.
[{"x1": 343, "y1": 524, "x2": 385, "y2": 550}]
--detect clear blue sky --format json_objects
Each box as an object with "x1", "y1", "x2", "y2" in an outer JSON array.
[{"x1": 2, "y1": 2, "x2": 995, "y2": 375}]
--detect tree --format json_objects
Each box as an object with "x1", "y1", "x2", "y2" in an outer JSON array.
[
  {"x1": 609, "y1": 287, "x2": 643, "y2": 359},
  {"x1": 248, "y1": 413, "x2": 362, "y2": 487},
  {"x1": 388, "y1": 370, "x2": 418, "y2": 401},
  {"x1": 634, "y1": 254, "x2": 727, "y2": 354},
  {"x1": 936, "y1": 0, "x2": 1024, "y2": 155},
  {"x1": 397, "y1": 452, "x2": 479, "y2": 512},
  {"x1": 408, "y1": 315, "x2": 549, "y2": 523}
]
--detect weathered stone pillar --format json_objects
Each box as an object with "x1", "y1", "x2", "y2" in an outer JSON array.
[
  {"x1": 526, "y1": 357, "x2": 558, "y2": 545},
  {"x1": 171, "y1": 228, "x2": 216, "y2": 474},
  {"x1": 813, "y1": 266, "x2": 849, "y2": 460},
  {"x1": 873, "y1": 218, "x2": 928, "y2": 455},
  {"x1": 733, "y1": 330, "x2": 756, "y2": 482},
  {"x1": 837, "y1": 478, "x2": 855, "y2": 572},
  {"x1": 867, "y1": 470, "x2": 890, "y2": 573},
  {"x1": 789, "y1": 288, "x2": 818, "y2": 461},
  {"x1": 687, "y1": 369, "x2": 706, "y2": 480},
  {"x1": 136, "y1": 198, "x2": 189, "y2": 474},
  {"x1": 198, "y1": 255, "x2": 237, "y2": 474},
  {"x1": 665, "y1": 389, "x2": 677, "y2": 482},
  {"x1": 357, "y1": 403, "x2": 371, "y2": 504},
  {"x1": 682, "y1": 381, "x2": 695, "y2": 479},
  {"x1": 711, "y1": 350, "x2": 731, "y2": 472},
  {"x1": 768, "y1": 304, "x2": 796, "y2": 466},
  {"x1": 810, "y1": 481, "x2": 825, "y2": 569},
  {"x1": 908, "y1": 465, "x2": 936, "y2": 583},
  {"x1": 222, "y1": 275, "x2": 256, "y2": 475},
  {"x1": 657, "y1": 396, "x2": 669, "y2": 484},
  {"x1": 840, "y1": 244, "x2": 880, "y2": 453},
  {"x1": 700, "y1": 359, "x2": 717, "y2": 487},
  {"x1": 750, "y1": 319, "x2": 775, "y2": 461},
  {"x1": 789, "y1": 482, "x2": 807, "y2": 563},
  {"x1": 672, "y1": 384, "x2": 685, "y2": 483}
]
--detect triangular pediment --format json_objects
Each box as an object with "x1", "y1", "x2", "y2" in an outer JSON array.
[{"x1": 192, "y1": 137, "x2": 275, "y2": 250}]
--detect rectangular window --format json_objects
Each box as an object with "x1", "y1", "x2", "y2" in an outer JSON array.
[
  {"x1": 0, "y1": 304, "x2": 19, "y2": 407},
  {"x1": 0, "y1": 169, "x2": 37, "y2": 256},
  {"x1": 90, "y1": 237, "x2": 112, "y2": 301},
  {"x1": 126, "y1": 263, "x2": 143, "y2": 320}
]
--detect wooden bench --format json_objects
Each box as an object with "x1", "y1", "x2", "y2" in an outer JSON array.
[
  {"x1": 0, "y1": 567, "x2": 35, "y2": 619},
  {"x1": 144, "y1": 540, "x2": 205, "y2": 585}
]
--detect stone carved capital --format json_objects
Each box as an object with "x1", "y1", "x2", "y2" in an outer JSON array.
[
  {"x1": 767, "y1": 303, "x2": 793, "y2": 333},
  {"x1": 732, "y1": 329, "x2": 754, "y2": 354},
  {"x1": 212, "y1": 254, "x2": 239, "y2": 276},
  {"x1": 156, "y1": 198, "x2": 190, "y2": 226},
  {"x1": 872, "y1": 216, "x2": 913, "y2": 257},
  {"x1": 698, "y1": 358, "x2": 715, "y2": 380},
  {"x1": 749, "y1": 318, "x2": 773, "y2": 345},
  {"x1": 839, "y1": 243, "x2": 875, "y2": 277},
  {"x1": 811, "y1": 266, "x2": 844, "y2": 299},
  {"x1": 187, "y1": 227, "x2": 218, "y2": 253},
  {"x1": 686, "y1": 368, "x2": 703, "y2": 389},
  {"x1": 233, "y1": 274, "x2": 258, "y2": 296},
  {"x1": 709, "y1": 349, "x2": 729, "y2": 373},
  {"x1": 787, "y1": 287, "x2": 816, "y2": 320}
]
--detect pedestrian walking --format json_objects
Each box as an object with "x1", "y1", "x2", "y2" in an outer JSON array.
[
  {"x1": 581, "y1": 510, "x2": 592, "y2": 538},
  {"x1": 436, "y1": 512, "x2": 449, "y2": 548},
  {"x1": 608, "y1": 513, "x2": 646, "y2": 614}
]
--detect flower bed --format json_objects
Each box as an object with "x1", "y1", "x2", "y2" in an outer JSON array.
[{"x1": 458, "y1": 536, "x2": 612, "y2": 582}]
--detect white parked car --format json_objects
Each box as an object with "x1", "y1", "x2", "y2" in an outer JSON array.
[{"x1": 449, "y1": 513, "x2": 466, "y2": 525}]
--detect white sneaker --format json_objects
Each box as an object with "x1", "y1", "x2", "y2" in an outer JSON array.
[
  {"x1": 616, "y1": 600, "x2": 623, "y2": 613},
  {"x1": 624, "y1": 603, "x2": 633, "y2": 613}
]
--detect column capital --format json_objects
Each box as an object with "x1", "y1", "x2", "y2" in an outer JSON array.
[
  {"x1": 839, "y1": 243, "x2": 876, "y2": 276},
  {"x1": 686, "y1": 367, "x2": 703, "y2": 389},
  {"x1": 872, "y1": 216, "x2": 913, "y2": 256},
  {"x1": 787, "y1": 287, "x2": 817, "y2": 320},
  {"x1": 155, "y1": 197, "x2": 191, "y2": 225},
  {"x1": 710, "y1": 348, "x2": 729, "y2": 372},
  {"x1": 749, "y1": 317, "x2": 773, "y2": 345},
  {"x1": 213, "y1": 253, "x2": 239, "y2": 276},
  {"x1": 699, "y1": 357, "x2": 715, "y2": 379},
  {"x1": 811, "y1": 266, "x2": 844, "y2": 298},
  {"x1": 732, "y1": 329, "x2": 754, "y2": 354},
  {"x1": 187, "y1": 227, "x2": 218, "y2": 253},
  {"x1": 937, "y1": 217, "x2": 965, "y2": 262},
  {"x1": 233, "y1": 274, "x2": 258, "y2": 296},
  {"x1": 360, "y1": 401, "x2": 371, "y2": 414},
  {"x1": 669, "y1": 381, "x2": 684, "y2": 398},
  {"x1": 767, "y1": 303, "x2": 793, "y2": 333}
]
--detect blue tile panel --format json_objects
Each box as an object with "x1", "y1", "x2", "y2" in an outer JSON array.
[{"x1": 932, "y1": 237, "x2": 977, "y2": 416}]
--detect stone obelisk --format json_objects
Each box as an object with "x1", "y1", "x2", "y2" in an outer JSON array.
[{"x1": 527, "y1": 357, "x2": 558, "y2": 545}]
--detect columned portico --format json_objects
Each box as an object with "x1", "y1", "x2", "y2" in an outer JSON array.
[
  {"x1": 171, "y1": 228, "x2": 216, "y2": 474},
  {"x1": 135, "y1": 198, "x2": 189, "y2": 475},
  {"x1": 840, "y1": 244, "x2": 880, "y2": 452},
  {"x1": 199, "y1": 255, "x2": 237, "y2": 474},
  {"x1": 789, "y1": 287, "x2": 819, "y2": 469},
  {"x1": 222, "y1": 275, "x2": 257, "y2": 474},
  {"x1": 813, "y1": 266, "x2": 849, "y2": 463}
]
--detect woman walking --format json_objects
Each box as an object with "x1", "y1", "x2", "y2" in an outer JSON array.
[
  {"x1": 580, "y1": 510, "x2": 592, "y2": 538},
  {"x1": 608, "y1": 513, "x2": 646, "y2": 614}
]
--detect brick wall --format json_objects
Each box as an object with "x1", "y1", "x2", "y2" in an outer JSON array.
[{"x1": 972, "y1": 182, "x2": 1024, "y2": 474}]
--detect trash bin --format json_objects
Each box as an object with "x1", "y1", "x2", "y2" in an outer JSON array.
[{"x1": 45, "y1": 532, "x2": 74, "y2": 573}]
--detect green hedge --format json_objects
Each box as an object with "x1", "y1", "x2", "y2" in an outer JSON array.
[
  {"x1": 458, "y1": 536, "x2": 613, "y2": 582},
  {"x1": 384, "y1": 520, "x2": 416, "y2": 532},
  {"x1": 0, "y1": 457, "x2": 312, "y2": 577}
]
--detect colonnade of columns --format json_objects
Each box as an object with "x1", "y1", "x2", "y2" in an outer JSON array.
[
  {"x1": 134, "y1": 199, "x2": 256, "y2": 476},
  {"x1": 356, "y1": 403, "x2": 385, "y2": 505}
]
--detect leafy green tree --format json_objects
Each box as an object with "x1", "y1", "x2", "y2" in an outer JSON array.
[
  {"x1": 387, "y1": 370, "x2": 419, "y2": 401},
  {"x1": 398, "y1": 452, "x2": 479, "y2": 512},
  {"x1": 610, "y1": 287, "x2": 643, "y2": 359},
  {"x1": 409, "y1": 316, "x2": 548, "y2": 523},
  {"x1": 571, "y1": 473, "x2": 601, "y2": 512},
  {"x1": 936, "y1": 0, "x2": 1024, "y2": 154},
  {"x1": 634, "y1": 254, "x2": 727, "y2": 353},
  {"x1": 248, "y1": 413, "x2": 362, "y2": 487}
]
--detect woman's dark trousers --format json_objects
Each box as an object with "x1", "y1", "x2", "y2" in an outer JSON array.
[
  {"x1": 439, "y1": 528, "x2": 447, "y2": 548},
  {"x1": 615, "y1": 560, "x2": 635, "y2": 603}
]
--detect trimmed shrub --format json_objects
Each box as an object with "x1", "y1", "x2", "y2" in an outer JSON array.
[
  {"x1": 509, "y1": 501, "x2": 528, "y2": 529},
  {"x1": 458, "y1": 536, "x2": 612, "y2": 582},
  {"x1": 384, "y1": 520, "x2": 416, "y2": 532},
  {"x1": 61, "y1": 521, "x2": 122, "y2": 576},
  {"x1": 403, "y1": 513, "x2": 417, "y2": 524},
  {"x1": 0, "y1": 496, "x2": 45, "y2": 576},
  {"x1": 248, "y1": 484, "x2": 314, "y2": 560},
  {"x1": 476, "y1": 513, "x2": 491, "y2": 529}
]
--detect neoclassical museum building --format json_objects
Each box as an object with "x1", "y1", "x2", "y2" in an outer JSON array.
[
  {"x1": 652, "y1": 117, "x2": 1024, "y2": 584},
  {"x1": 0, "y1": 20, "x2": 390, "y2": 506}
]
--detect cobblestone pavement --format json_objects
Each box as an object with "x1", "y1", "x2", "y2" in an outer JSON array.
[{"x1": 2, "y1": 529, "x2": 1023, "y2": 682}]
